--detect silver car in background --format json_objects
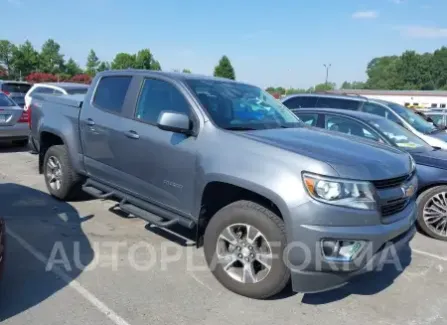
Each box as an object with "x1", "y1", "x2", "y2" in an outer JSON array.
[
  {"x1": 0, "y1": 92, "x2": 30, "y2": 146},
  {"x1": 0, "y1": 80, "x2": 32, "y2": 108}
]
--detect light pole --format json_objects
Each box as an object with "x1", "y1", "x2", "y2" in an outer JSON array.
[{"x1": 323, "y1": 63, "x2": 331, "y2": 85}]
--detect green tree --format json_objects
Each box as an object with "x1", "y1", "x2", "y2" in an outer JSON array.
[
  {"x1": 86, "y1": 49, "x2": 100, "y2": 76},
  {"x1": 340, "y1": 81, "x2": 366, "y2": 89},
  {"x1": 134, "y1": 49, "x2": 153, "y2": 69},
  {"x1": 39, "y1": 39, "x2": 65, "y2": 74},
  {"x1": 111, "y1": 53, "x2": 136, "y2": 69},
  {"x1": 134, "y1": 49, "x2": 161, "y2": 70},
  {"x1": 314, "y1": 82, "x2": 336, "y2": 92},
  {"x1": 151, "y1": 60, "x2": 161, "y2": 71},
  {"x1": 427, "y1": 47, "x2": 447, "y2": 89},
  {"x1": 10, "y1": 40, "x2": 39, "y2": 79},
  {"x1": 0, "y1": 40, "x2": 17, "y2": 76},
  {"x1": 64, "y1": 58, "x2": 82, "y2": 76},
  {"x1": 213, "y1": 55, "x2": 235, "y2": 80},
  {"x1": 365, "y1": 56, "x2": 402, "y2": 89},
  {"x1": 97, "y1": 61, "x2": 111, "y2": 72},
  {"x1": 285, "y1": 87, "x2": 307, "y2": 95},
  {"x1": 182, "y1": 68, "x2": 191, "y2": 73}
]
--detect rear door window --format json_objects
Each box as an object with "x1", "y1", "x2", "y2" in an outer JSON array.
[
  {"x1": 325, "y1": 115, "x2": 380, "y2": 141},
  {"x1": 294, "y1": 113, "x2": 319, "y2": 126},
  {"x1": 316, "y1": 97, "x2": 359, "y2": 110},
  {"x1": 282, "y1": 96, "x2": 318, "y2": 109},
  {"x1": 362, "y1": 102, "x2": 388, "y2": 117},
  {"x1": 92, "y1": 76, "x2": 132, "y2": 113}
]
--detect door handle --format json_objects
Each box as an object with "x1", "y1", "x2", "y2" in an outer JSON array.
[
  {"x1": 124, "y1": 130, "x2": 140, "y2": 139},
  {"x1": 86, "y1": 118, "x2": 95, "y2": 126}
]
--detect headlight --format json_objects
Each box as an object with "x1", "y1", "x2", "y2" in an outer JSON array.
[{"x1": 303, "y1": 172, "x2": 377, "y2": 210}]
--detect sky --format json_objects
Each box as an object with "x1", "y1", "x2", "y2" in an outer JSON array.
[{"x1": 3, "y1": 0, "x2": 447, "y2": 88}]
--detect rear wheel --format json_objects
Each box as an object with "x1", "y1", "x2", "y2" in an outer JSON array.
[
  {"x1": 417, "y1": 186, "x2": 447, "y2": 241},
  {"x1": 43, "y1": 145, "x2": 81, "y2": 200},
  {"x1": 203, "y1": 200, "x2": 290, "y2": 299}
]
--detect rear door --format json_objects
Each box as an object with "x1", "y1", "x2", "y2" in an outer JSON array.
[
  {"x1": 79, "y1": 75, "x2": 135, "y2": 187},
  {"x1": 0, "y1": 94, "x2": 24, "y2": 126},
  {"x1": 1, "y1": 82, "x2": 31, "y2": 108}
]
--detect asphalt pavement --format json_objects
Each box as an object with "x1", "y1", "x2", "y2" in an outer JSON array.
[{"x1": 0, "y1": 144, "x2": 446, "y2": 325}]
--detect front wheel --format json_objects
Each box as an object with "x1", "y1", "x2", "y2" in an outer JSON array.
[
  {"x1": 417, "y1": 186, "x2": 447, "y2": 241},
  {"x1": 203, "y1": 200, "x2": 290, "y2": 299}
]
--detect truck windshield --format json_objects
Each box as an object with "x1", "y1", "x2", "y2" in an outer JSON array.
[
  {"x1": 387, "y1": 102, "x2": 438, "y2": 134},
  {"x1": 185, "y1": 79, "x2": 302, "y2": 130},
  {"x1": 368, "y1": 118, "x2": 431, "y2": 152}
]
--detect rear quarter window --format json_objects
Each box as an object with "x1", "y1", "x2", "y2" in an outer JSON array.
[{"x1": 92, "y1": 76, "x2": 132, "y2": 113}]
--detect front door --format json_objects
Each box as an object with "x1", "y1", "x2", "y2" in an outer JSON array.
[{"x1": 115, "y1": 77, "x2": 198, "y2": 216}]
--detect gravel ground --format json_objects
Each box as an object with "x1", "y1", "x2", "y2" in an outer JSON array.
[{"x1": 0, "y1": 145, "x2": 446, "y2": 325}]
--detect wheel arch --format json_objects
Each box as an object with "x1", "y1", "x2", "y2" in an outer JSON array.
[{"x1": 196, "y1": 177, "x2": 290, "y2": 247}]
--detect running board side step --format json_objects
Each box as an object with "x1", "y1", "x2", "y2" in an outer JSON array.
[
  {"x1": 119, "y1": 199, "x2": 178, "y2": 228},
  {"x1": 81, "y1": 179, "x2": 195, "y2": 229},
  {"x1": 82, "y1": 184, "x2": 115, "y2": 199}
]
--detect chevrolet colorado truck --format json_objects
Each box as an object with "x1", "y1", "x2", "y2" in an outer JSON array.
[{"x1": 29, "y1": 70, "x2": 418, "y2": 299}]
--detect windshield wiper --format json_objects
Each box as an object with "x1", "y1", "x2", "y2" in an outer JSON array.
[{"x1": 224, "y1": 126, "x2": 258, "y2": 131}]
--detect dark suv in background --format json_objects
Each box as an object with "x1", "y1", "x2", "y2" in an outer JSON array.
[
  {"x1": 281, "y1": 93, "x2": 447, "y2": 150},
  {"x1": 0, "y1": 80, "x2": 32, "y2": 108}
]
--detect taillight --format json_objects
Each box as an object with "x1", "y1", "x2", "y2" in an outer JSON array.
[
  {"x1": 1, "y1": 90, "x2": 10, "y2": 96},
  {"x1": 18, "y1": 105, "x2": 30, "y2": 125}
]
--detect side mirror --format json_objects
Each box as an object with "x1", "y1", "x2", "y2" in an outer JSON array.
[{"x1": 157, "y1": 111, "x2": 193, "y2": 135}]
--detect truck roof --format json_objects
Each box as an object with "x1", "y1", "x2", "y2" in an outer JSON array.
[{"x1": 97, "y1": 69, "x2": 248, "y2": 85}]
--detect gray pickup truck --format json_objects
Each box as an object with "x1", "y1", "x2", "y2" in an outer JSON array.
[{"x1": 29, "y1": 70, "x2": 418, "y2": 299}]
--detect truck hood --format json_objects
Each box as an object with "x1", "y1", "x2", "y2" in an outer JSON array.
[
  {"x1": 240, "y1": 127, "x2": 411, "y2": 180},
  {"x1": 411, "y1": 148, "x2": 447, "y2": 170}
]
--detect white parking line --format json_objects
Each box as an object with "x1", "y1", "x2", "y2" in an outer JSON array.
[
  {"x1": 412, "y1": 248, "x2": 447, "y2": 262},
  {"x1": 6, "y1": 227, "x2": 132, "y2": 325}
]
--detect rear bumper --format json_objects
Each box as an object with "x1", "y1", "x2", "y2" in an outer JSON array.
[{"x1": 0, "y1": 123, "x2": 29, "y2": 141}]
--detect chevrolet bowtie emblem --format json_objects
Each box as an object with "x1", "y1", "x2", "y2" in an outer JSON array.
[{"x1": 402, "y1": 184, "x2": 415, "y2": 198}]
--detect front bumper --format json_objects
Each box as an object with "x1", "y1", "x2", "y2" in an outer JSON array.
[
  {"x1": 287, "y1": 198, "x2": 417, "y2": 293},
  {"x1": 0, "y1": 123, "x2": 29, "y2": 141}
]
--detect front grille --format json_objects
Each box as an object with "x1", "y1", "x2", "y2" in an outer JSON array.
[
  {"x1": 381, "y1": 198, "x2": 408, "y2": 217},
  {"x1": 372, "y1": 171, "x2": 414, "y2": 189}
]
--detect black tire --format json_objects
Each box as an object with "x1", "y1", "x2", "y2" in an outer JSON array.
[
  {"x1": 43, "y1": 145, "x2": 81, "y2": 200},
  {"x1": 13, "y1": 139, "x2": 28, "y2": 147},
  {"x1": 417, "y1": 186, "x2": 447, "y2": 241},
  {"x1": 203, "y1": 200, "x2": 290, "y2": 299}
]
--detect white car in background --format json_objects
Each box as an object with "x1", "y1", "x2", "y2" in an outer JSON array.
[{"x1": 24, "y1": 82, "x2": 89, "y2": 110}]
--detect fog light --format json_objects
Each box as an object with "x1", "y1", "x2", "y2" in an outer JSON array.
[{"x1": 321, "y1": 239, "x2": 365, "y2": 262}]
